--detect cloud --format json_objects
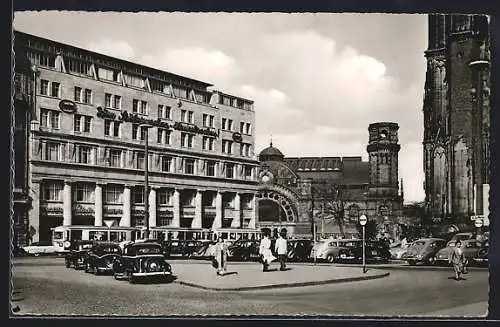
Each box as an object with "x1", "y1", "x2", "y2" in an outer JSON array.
[
  {"x1": 140, "y1": 47, "x2": 237, "y2": 88},
  {"x1": 87, "y1": 39, "x2": 136, "y2": 60}
]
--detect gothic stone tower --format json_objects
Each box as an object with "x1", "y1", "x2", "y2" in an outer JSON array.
[
  {"x1": 366, "y1": 122, "x2": 402, "y2": 235},
  {"x1": 423, "y1": 14, "x2": 490, "y2": 223}
]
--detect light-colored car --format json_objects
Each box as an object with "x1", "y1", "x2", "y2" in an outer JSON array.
[
  {"x1": 390, "y1": 242, "x2": 410, "y2": 260},
  {"x1": 309, "y1": 238, "x2": 360, "y2": 263},
  {"x1": 22, "y1": 242, "x2": 56, "y2": 256},
  {"x1": 405, "y1": 238, "x2": 447, "y2": 266}
]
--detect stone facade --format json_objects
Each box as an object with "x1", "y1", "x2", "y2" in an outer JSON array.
[
  {"x1": 14, "y1": 31, "x2": 260, "y2": 244},
  {"x1": 256, "y1": 123, "x2": 404, "y2": 239},
  {"x1": 423, "y1": 14, "x2": 490, "y2": 225}
]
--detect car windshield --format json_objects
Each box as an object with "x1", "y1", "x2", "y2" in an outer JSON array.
[
  {"x1": 136, "y1": 246, "x2": 162, "y2": 254},
  {"x1": 454, "y1": 234, "x2": 471, "y2": 241},
  {"x1": 410, "y1": 240, "x2": 427, "y2": 248},
  {"x1": 94, "y1": 246, "x2": 120, "y2": 255},
  {"x1": 53, "y1": 232, "x2": 64, "y2": 240}
]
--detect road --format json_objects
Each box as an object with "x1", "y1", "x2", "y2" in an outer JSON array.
[{"x1": 11, "y1": 257, "x2": 489, "y2": 317}]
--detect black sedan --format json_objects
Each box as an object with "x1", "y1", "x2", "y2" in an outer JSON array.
[
  {"x1": 227, "y1": 240, "x2": 260, "y2": 261},
  {"x1": 65, "y1": 240, "x2": 94, "y2": 269},
  {"x1": 287, "y1": 239, "x2": 314, "y2": 262},
  {"x1": 338, "y1": 240, "x2": 391, "y2": 263},
  {"x1": 84, "y1": 242, "x2": 122, "y2": 275}
]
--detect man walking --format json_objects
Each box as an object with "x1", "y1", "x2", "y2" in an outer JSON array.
[{"x1": 275, "y1": 230, "x2": 288, "y2": 271}]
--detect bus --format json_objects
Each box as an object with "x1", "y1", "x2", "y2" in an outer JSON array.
[{"x1": 51, "y1": 225, "x2": 142, "y2": 253}]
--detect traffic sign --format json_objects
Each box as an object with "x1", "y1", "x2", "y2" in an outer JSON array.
[
  {"x1": 359, "y1": 215, "x2": 367, "y2": 226},
  {"x1": 104, "y1": 219, "x2": 115, "y2": 228},
  {"x1": 474, "y1": 219, "x2": 483, "y2": 228},
  {"x1": 471, "y1": 215, "x2": 484, "y2": 221}
]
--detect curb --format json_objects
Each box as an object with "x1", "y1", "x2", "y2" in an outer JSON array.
[{"x1": 174, "y1": 271, "x2": 390, "y2": 291}]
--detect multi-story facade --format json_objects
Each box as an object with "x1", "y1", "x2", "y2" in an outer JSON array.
[
  {"x1": 13, "y1": 31, "x2": 260, "y2": 245},
  {"x1": 423, "y1": 14, "x2": 490, "y2": 226},
  {"x1": 256, "y1": 122, "x2": 404, "y2": 240}
]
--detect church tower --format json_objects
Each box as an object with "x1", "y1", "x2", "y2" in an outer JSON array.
[{"x1": 367, "y1": 122, "x2": 401, "y2": 197}]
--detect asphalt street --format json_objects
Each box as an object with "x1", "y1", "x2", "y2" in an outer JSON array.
[{"x1": 11, "y1": 257, "x2": 489, "y2": 317}]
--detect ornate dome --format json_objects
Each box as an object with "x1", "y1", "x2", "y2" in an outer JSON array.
[{"x1": 258, "y1": 142, "x2": 285, "y2": 162}]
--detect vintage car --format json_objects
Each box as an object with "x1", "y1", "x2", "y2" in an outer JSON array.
[
  {"x1": 84, "y1": 242, "x2": 122, "y2": 275},
  {"x1": 310, "y1": 238, "x2": 360, "y2": 263},
  {"x1": 112, "y1": 242, "x2": 172, "y2": 283},
  {"x1": 405, "y1": 238, "x2": 447, "y2": 266},
  {"x1": 227, "y1": 240, "x2": 260, "y2": 261},
  {"x1": 389, "y1": 242, "x2": 410, "y2": 260},
  {"x1": 435, "y1": 239, "x2": 485, "y2": 266},
  {"x1": 474, "y1": 242, "x2": 488, "y2": 267},
  {"x1": 22, "y1": 242, "x2": 56, "y2": 256},
  {"x1": 161, "y1": 240, "x2": 206, "y2": 258},
  {"x1": 338, "y1": 240, "x2": 391, "y2": 263},
  {"x1": 287, "y1": 239, "x2": 314, "y2": 262},
  {"x1": 65, "y1": 240, "x2": 94, "y2": 269}
]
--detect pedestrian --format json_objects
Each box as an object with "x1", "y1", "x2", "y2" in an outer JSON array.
[
  {"x1": 213, "y1": 237, "x2": 228, "y2": 276},
  {"x1": 449, "y1": 240, "x2": 467, "y2": 280},
  {"x1": 275, "y1": 230, "x2": 288, "y2": 271},
  {"x1": 259, "y1": 230, "x2": 276, "y2": 272}
]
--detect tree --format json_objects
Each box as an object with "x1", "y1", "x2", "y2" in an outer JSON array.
[
  {"x1": 316, "y1": 185, "x2": 346, "y2": 238},
  {"x1": 355, "y1": 219, "x2": 377, "y2": 240}
]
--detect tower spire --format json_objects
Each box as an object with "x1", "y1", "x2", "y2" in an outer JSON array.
[{"x1": 270, "y1": 134, "x2": 273, "y2": 147}]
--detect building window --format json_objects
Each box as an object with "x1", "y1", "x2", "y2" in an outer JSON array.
[
  {"x1": 240, "y1": 122, "x2": 245, "y2": 134},
  {"x1": 222, "y1": 118, "x2": 227, "y2": 130},
  {"x1": 83, "y1": 89, "x2": 92, "y2": 104},
  {"x1": 202, "y1": 136, "x2": 215, "y2": 151},
  {"x1": 244, "y1": 166, "x2": 253, "y2": 179},
  {"x1": 135, "y1": 152, "x2": 145, "y2": 170},
  {"x1": 104, "y1": 120, "x2": 121, "y2": 137},
  {"x1": 77, "y1": 145, "x2": 92, "y2": 164},
  {"x1": 124, "y1": 74, "x2": 145, "y2": 88},
  {"x1": 104, "y1": 184, "x2": 123, "y2": 204},
  {"x1": 157, "y1": 189, "x2": 173, "y2": 205},
  {"x1": 203, "y1": 114, "x2": 215, "y2": 127},
  {"x1": 40, "y1": 109, "x2": 60, "y2": 129},
  {"x1": 67, "y1": 58, "x2": 90, "y2": 76},
  {"x1": 51, "y1": 82, "x2": 60, "y2": 98},
  {"x1": 157, "y1": 128, "x2": 171, "y2": 145},
  {"x1": 74, "y1": 115, "x2": 92, "y2": 133},
  {"x1": 132, "y1": 186, "x2": 145, "y2": 204},
  {"x1": 227, "y1": 119, "x2": 233, "y2": 131},
  {"x1": 245, "y1": 123, "x2": 251, "y2": 135},
  {"x1": 113, "y1": 95, "x2": 121, "y2": 109},
  {"x1": 181, "y1": 133, "x2": 194, "y2": 148},
  {"x1": 158, "y1": 105, "x2": 172, "y2": 120},
  {"x1": 184, "y1": 158, "x2": 195, "y2": 175},
  {"x1": 226, "y1": 163, "x2": 235, "y2": 178},
  {"x1": 132, "y1": 124, "x2": 147, "y2": 141},
  {"x1": 42, "y1": 182, "x2": 63, "y2": 201},
  {"x1": 74, "y1": 87, "x2": 82, "y2": 102},
  {"x1": 161, "y1": 156, "x2": 172, "y2": 172},
  {"x1": 74, "y1": 183, "x2": 94, "y2": 202},
  {"x1": 133, "y1": 99, "x2": 148, "y2": 115},
  {"x1": 222, "y1": 140, "x2": 233, "y2": 154},
  {"x1": 105, "y1": 93, "x2": 121, "y2": 109},
  {"x1": 240, "y1": 143, "x2": 251, "y2": 157},
  {"x1": 108, "y1": 149, "x2": 122, "y2": 167},
  {"x1": 98, "y1": 67, "x2": 120, "y2": 82},
  {"x1": 44, "y1": 142, "x2": 61, "y2": 161},
  {"x1": 173, "y1": 86, "x2": 188, "y2": 99},
  {"x1": 206, "y1": 161, "x2": 216, "y2": 177},
  {"x1": 181, "y1": 110, "x2": 194, "y2": 124},
  {"x1": 40, "y1": 80, "x2": 49, "y2": 95}
]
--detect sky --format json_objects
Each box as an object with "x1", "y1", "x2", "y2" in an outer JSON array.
[{"x1": 13, "y1": 12, "x2": 428, "y2": 203}]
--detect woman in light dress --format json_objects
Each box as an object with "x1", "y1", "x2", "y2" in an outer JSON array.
[
  {"x1": 449, "y1": 240, "x2": 467, "y2": 280},
  {"x1": 214, "y1": 237, "x2": 228, "y2": 276},
  {"x1": 259, "y1": 230, "x2": 276, "y2": 272}
]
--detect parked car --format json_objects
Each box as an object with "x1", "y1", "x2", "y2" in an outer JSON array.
[
  {"x1": 287, "y1": 239, "x2": 314, "y2": 262},
  {"x1": 338, "y1": 240, "x2": 391, "y2": 263},
  {"x1": 405, "y1": 238, "x2": 447, "y2": 266},
  {"x1": 228, "y1": 240, "x2": 260, "y2": 261},
  {"x1": 310, "y1": 238, "x2": 359, "y2": 263},
  {"x1": 22, "y1": 242, "x2": 56, "y2": 256},
  {"x1": 474, "y1": 242, "x2": 488, "y2": 267},
  {"x1": 191, "y1": 240, "x2": 215, "y2": 259},
  {"x1": 389, "y1": 242, "x2": 410, "y2": 260},
  {"x1": 450, "y1": 232, "x2": 475, "y2": 243},
  {"x1": 162, "y1": 240, "x2": 206, "y2": 258},
  {"x1": 65, "y1": 240, "x2": 94, "y2": 269},
  {"x1": 84, "y1": 242, "x2": 122, "y2": 275},
  {"x1": 435, "y1": 239, "x2": 485, "y2": 266},
  {"x1": 12, "y1": 246, "x2": 28, "y2": 257},
  {"x1": 112, "y1": 242, "x2": 172, "y2": 283}
]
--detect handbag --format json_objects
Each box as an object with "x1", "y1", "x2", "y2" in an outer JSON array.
[{"x1": 211, "y1": 257, "x2": 218, "y2": 269}]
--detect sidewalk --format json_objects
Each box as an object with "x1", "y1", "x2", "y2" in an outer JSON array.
[
  {"x1": 171, "y1": 262, "x2": 389, "y2": 291},
  {"x1": 419, "y1": 301, "x2": 489, "y2": 317}
]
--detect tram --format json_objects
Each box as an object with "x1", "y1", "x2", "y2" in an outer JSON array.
[
  {"x1": 149, "y1": 227, "x2": 262, "y2": 242},
  {"x1": 51, "y1": 225, "x2": 142, "y2": 253}
]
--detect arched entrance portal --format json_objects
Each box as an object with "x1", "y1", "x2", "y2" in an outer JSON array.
[{"x1": 257, "y1": 189, "x2": 298, "y2": 224}]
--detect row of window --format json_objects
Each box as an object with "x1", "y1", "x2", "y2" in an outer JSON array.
[
  {"x1": 40, "y1": 109, "x2": 252, "y2": 156},
  {"x1": 29, "y1": 51, "x2": 253, "y2": 110},
  {"x1": 40, "y1": 141, "x2": 255, "y2": 178},
  {"x1": 41, "y1": 182, "x2": 254, "y2": 209},
  {"x1": 39, "y1": 80, "x2": 252, "y2": 133}
]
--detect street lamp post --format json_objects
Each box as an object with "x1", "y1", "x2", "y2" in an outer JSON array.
[
  {"x1": 140, "y1": 124, "x2": 153, "y2": 240},
  {"x1": 359, "y1": 214, "x2": 367, "y2": 274}
]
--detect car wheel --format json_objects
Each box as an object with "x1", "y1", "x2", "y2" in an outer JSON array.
[
  {"x1": 427, "y1": 256, "x2": 436, "y2": 265},
  {"x1": 408, "y1": 260, "x2": 416, "y2": 266},
  {"x1": 113, "y1": 270, "x2": 120, "y2": 280},
  {"x1": 85, "y1": 263, "x2": 91, "y2": 273},
  {"x1": 65, "y1": 260, "x2": 70, "y2": 268},
  {"x1": 93, "y1": 265, "x2": 99, "y2": 275},
  {"x1": 128, "y1": 271, "x2": 135, "y2": 284},
  {"x1": 327, "y1": 254, "x2": 335, "y2": 263},
  {"x1": 34, "y1": 253, "x2": 40, "y2": 257}
]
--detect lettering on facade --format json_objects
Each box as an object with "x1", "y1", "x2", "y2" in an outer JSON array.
[
  {"x1": 40, "y1": 207, "x2": 63, "y2": 216},
  {"x1": 172, "y1": 121, "x2": 218, "y2": 138},
  {"x1": 232, "y1": 132, "x2": 243, "y2": 142},
  {"x1": 104, "y1": 208, "x2": 123, "y2": 215},
  {"x1": 72, "y1": 204, "x2": 95, "y2": 216},
  {"x1": 59, "y1": 99, "x2": 77, "y2": 114},
  {"x1": 96, "y1": 107, "x2": 117, "y2": 120},
  {"x1": 158, "y1": 210, "x2": 173, "y2": 217}
]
